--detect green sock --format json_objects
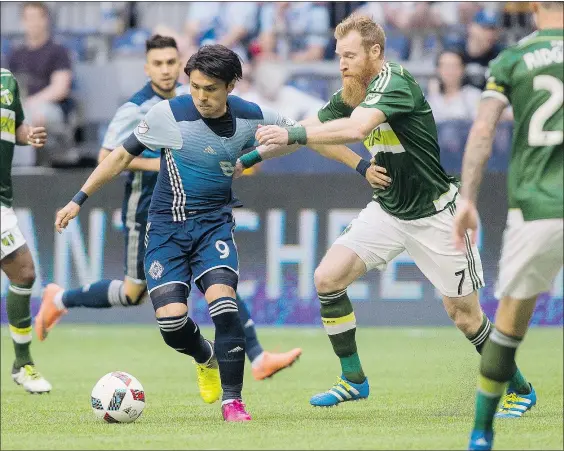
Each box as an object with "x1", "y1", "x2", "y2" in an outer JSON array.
[
  {"x1": 474, "y1": 375, "x2": 506, "y2": 431},
  {"x1": 6, "y1": 283, "x2": 34, "y2": 368},
  {"x1": 318, "y1": 289, "x2": 365, "y2": 384},
  {"x1": 474, "y1": 329, "x2": 521, "y2": 431},
  {"x1": 470, "y1": 314, "x2": 530, "y2": 395},
  {"x1": 508, "y1": 368, "x2": 531, "y2": 395}
]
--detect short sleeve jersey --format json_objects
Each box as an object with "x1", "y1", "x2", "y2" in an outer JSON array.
[
  {"x1": 127, "y1": 95, "x2": 295, "y2": 222},
  {"x1": 318, "y1": 61, "x2": 455, "y2": 220}
]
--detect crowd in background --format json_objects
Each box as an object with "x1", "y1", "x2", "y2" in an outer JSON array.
[{"x1": 0, "y1": 1, "x2": 534, "y2": 168}]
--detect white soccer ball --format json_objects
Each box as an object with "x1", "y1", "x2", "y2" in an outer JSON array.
[{"x1": 90, "y1": 371, "x2": 146, "y2": 423}]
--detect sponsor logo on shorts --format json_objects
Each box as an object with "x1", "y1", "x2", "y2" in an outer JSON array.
[{"x1": 149, "y1": 260, "x2": 164, "y2": 280}]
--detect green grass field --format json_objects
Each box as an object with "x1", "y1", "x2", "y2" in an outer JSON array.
[{"x1": 1, "y1": 325, "x2": 562, "y2": 450}]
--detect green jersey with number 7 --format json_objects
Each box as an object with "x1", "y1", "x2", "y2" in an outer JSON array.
[{"x1": 483, "y1": 29, "x2": 563, "y2": 221}]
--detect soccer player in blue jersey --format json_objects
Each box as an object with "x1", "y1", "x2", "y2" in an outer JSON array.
[
  {"x1": 54, "y1": 44, "x2": 383, "y2": 421},
  {"x1": 36, "y1": 35, "x2": 301, "y2": 384}
]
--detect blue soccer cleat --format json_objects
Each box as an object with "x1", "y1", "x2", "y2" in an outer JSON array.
[
  {"x1": 495, "y1": 383, "x2": 537, "y2": 418},
  {"x1": 468, "y1": 429, "x2": 493, "y2": 451},
  {"x1": 310, "y1": 374, "x2": 369, "y2": 407}
]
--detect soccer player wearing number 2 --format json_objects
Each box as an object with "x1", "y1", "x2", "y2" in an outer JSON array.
[
  {"x1": 454, "y1": 3, "x2": 562, "y2": 450},
  {"x1": 256, "y1": 13, "x2": 533, "y2": 411}
]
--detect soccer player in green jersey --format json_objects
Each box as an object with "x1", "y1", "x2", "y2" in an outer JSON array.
[
  {"x1": 453, "y1": 2, "x2": 562, "y2": 449},
  {"x1": 255, "y1": 13, "x2": 533, "y2": 410},
  {"x1": 1, "y1": 68, "x2": 50, "y2": 393}
]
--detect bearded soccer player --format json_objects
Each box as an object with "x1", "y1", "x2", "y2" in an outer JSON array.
[
  {"x1": 1, "y1": 68, "x2": 50, "y2": 393},
  {"x1": 35, "y1": 36, "x2": 302, "y2": 388},
  {"x1": 453, "y1": 2, "x2": 562, "y2": 449},
  {"x1": 255, "y1": 14, "x2": 535, "y2": 411}
]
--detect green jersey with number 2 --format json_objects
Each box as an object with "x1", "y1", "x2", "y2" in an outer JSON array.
[
  {"x1": 1, "y1": 68, "x2": 25, "y2": 208},
  {"x1": 484, "y1": 29, "x2": 563, "y2": 220},
  {"x1": 318, "y1": 61, "x2": 456, "y2": 221}
]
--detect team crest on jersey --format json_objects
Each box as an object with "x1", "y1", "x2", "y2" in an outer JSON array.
[
  {"x1": 364, "y1": 92, "x2": 381, "y2": 105},
  {"x1": 149, "y1": 260, "x2": 164, "y2": 280},
  {"x1": 281, "y1": 117, "x2": 296, "y2": 127},
  {"x1": 1, "y1": 86, "x2": 13, "y2": 106},
  {"x1": 137, "y1": 120, "x2": 149, "y2": 135}
]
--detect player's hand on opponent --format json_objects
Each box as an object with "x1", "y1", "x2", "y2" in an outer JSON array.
[
  {"x1": 55, "y1": 201, "x2": 81, "y2": 233},
  {"x1": 452, "y1": 198, "x2": 479, "y2": 252},
  {"x1": 256, "y1": 124, "x2": 288, "y2": 147},
  {"x1": 27, "y1": 126, "x2": 47, "y2": 148},
  {"x1": 233, "y1": 159, "x2": 245, "y2": 179},
  {"x1": 367, "y1": 158, "x2": 391, "y2": 189}
]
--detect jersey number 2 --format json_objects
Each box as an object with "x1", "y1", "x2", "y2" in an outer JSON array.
[{"x1": 528, "y1": 75, "x2": 563, "y2": 147}]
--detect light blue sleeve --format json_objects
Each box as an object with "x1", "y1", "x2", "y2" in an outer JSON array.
[
  {"x1": 101, "y1": 102, "x2": 142, "y2": 150},
  {"x1": 260, "y1": 107, "x2": 297, "y2": 128},
  {"x1": 133, "y1": 100, "x2": 183, "y2": 151}
]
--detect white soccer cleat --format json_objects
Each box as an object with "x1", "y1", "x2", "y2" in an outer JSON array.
[{"x1": 12, "y1": 364, "x2": 52, "y2": 394}]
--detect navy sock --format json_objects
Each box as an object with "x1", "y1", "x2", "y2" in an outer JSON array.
[
  {"x1": 234, "y1": 294, "x2": 263, "y2": 363},
  {"x1": 62, "y1": 279, "x2": 114, "y2": 308},
  {"x1": 209, "y1": 297, "x2": 245, "y2": 402},
  {"x1": 156, "y1": 314, "x2": 212, "y2": 364}
]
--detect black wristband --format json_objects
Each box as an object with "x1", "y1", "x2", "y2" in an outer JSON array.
[
  {"x1": 355, "y1": 159, "x2": 370, "y2": 178},
  {"x1": 72, "y1": 191, "x2": 88, "y2": 206}
]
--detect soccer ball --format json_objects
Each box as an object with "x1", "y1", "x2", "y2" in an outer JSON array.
[{"x1": 90, "y1": 371, "x2": 145, "y2": 423}]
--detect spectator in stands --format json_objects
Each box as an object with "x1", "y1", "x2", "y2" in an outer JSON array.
[
  {"x1": 8, "y1": 2, "x2": 74, "y2": 166},
  {"x1": 459, "y1": 9, "x2": 504, "y2": 89},
  {"x1": 356, "y1": 2, "x2": 480, "y2": 32},
  {"x1": 254, "y1": 2, "x2": 330, "y2": 62},
  {"x1": 154, "y1": 1, "x2": 258, "y2": 75},
  {"x1": 426, "y1": 50, "x2": 482, "y2": 122}
]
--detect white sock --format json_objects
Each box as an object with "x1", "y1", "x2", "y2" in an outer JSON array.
[
  {"x1": 250, "y1": 352, "x2": 265, "y2": 368},
  {"x1": 53, "y1": 290, "x2": 66, "y2": 311}
]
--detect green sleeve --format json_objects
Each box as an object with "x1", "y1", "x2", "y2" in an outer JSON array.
[
  {"x1": 483, "y1": 50, "x2": 513, "y2": 104},
  {"x1": 359, "y1": 72, "x2": 414, "y2": 120},
  {"x1": 317, "y1": 89, "x2": 354, "y2": 123},
  {"x1": 12, "y1": 78, "x2": 25, "y2": 128}
]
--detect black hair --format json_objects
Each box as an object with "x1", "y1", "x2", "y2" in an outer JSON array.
[
  {"x1": 436, "y1": 48, "x2": 469, "y2": 93},
  {"x1": 145, "y1": 34, "x2": 178, "y2": 54},
  {"x1": 184, "y1": 45, "x2": 243, "y2": 85}
]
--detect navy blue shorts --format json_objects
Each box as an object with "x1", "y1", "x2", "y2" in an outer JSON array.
[
  {"x1": 124, "y1": 222, "x2": 147, "y2": 282},
  {"x1": 144, "y1": 207, "x2": 239, "y2": 296}
]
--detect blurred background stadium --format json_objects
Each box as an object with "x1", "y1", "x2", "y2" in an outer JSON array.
[{"x1": 0, "y1": 1, "x2": 561, "y2": 327}]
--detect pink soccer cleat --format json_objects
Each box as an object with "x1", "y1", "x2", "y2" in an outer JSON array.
[{"x1": 221, "y1": 399, "x2": 252, "y2": 422}]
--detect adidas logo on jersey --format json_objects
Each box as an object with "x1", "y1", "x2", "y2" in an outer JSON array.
[
  {"x1": 228, "y1": 346, "x2": 244, "y2": 353},
  {"x1": 204, "y1": 146, "x2": 217, "y2": 155}
]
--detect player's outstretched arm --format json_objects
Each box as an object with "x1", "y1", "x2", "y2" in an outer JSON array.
[
  {"x1": 256, "y1": 106, "x2": 386, "y2": 146},
  {"x1": 453, "y1": 97, "x2": 506, "y2": 251},
  {"x1": 55, "y1": 146, "x2": 135, "y2": 233}
]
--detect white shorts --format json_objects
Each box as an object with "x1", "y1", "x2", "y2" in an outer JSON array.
[
  {"x1": 334, "y1": 200, "x2": 484, "y2": 298},
  {"x1": 1, "y1": 206, "x2": 26, "y2": 260},
  {"x1": 495, "y1": 209, "x2": 563, "y2": 300}
]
